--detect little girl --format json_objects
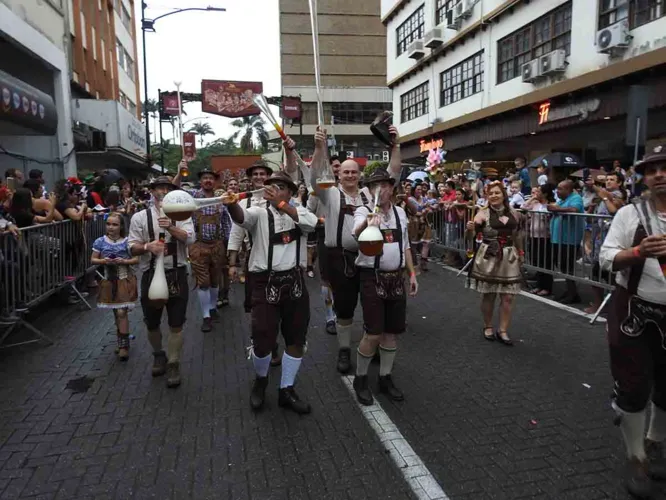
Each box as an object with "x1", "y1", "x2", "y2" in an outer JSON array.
[{"x1": 90, "y1": 212, "x2": 139, "y2": 361}]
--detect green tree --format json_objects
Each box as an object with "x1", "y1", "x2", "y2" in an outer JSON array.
[
  {"x1": 188, "y1": 121, "x2": 215, "y2": 147},
  {"x1": 230, "y1": 115, "x2": 268, "y2": 153},
  {"x1": 151, "y1": 139, "x2": 181, "y2": 174}
]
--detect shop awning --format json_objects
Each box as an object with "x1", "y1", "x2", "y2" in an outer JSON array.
[{"x1": 0, "y1": 68, "x2": 57, "y2": 135}]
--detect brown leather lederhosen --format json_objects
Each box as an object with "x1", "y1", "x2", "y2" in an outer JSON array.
[
  {"x1": 190, "y1": 204, "x2": 227, "y2": 289},
  {"x1": 248, "y1": 207, "x2": 310, "y2": 353},
  {"x1": 326, "y1": 189, "x2": 368, "y2": 320},
  {"x1": 608, "y1": 200, "x2": 666, "y2": 413}
]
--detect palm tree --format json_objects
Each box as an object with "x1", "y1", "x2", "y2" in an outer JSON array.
[
  {"x1": 230, "y1": 115, "x2": 269, "y2": 153},
  {"x1": 188, "y1": 121, "x2": 215, "y2": 147}
]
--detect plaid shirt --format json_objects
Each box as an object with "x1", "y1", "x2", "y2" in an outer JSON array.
[{"x1": 190, "y1": 189, "x2": 232, "y2": 241}]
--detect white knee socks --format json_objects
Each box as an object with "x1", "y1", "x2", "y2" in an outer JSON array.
[
  {"x1": 647, "y1": 402, "x2": 666, "y2": 442},
  {"x1": 356, "y1": 349, "x2": 374, "y2": 376},
  {"x1": 197, "y1": 288, "x2": 211, "y2": 318},
  {"x1": 280, "y1": 353, "x2": 302, "y2": 388},
  {"x1": 252, "y1": 349, "x2": 271, "y2": 378},
  {"x1": 614, "y1": 401, "x2": 647, "y2": 460},
  {"x1": 379, "y1": 346, "x2": 397, "y2": 376}
]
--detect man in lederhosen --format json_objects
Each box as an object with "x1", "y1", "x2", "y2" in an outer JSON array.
[
  {"x1": 128, "y1": 176, "x2": 195, "y2": 388},
  {"x1": 351, "y1": 168, "x2": 418, "y2": 405},
  {"x1": 227, "y1": 158, "x2": 283, "y2": 365},
  {"x1": 600, "y1": 145, "x2": 666, "y2": 498},
  {"x1": 176, "y1": 166, "x2": 232, "y2": 332},
  {"x1": 223, "y1": 171, "x2": 317, "y2": 414},
  {"x1": 310, "y1": 126, "x2": 403, "y2": 374}
]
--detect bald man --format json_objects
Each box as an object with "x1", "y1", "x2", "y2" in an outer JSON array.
[
  {"x1": 310, "y1": 126, "x2": 403, "y2": 374},
  {"x1": 547, "y1": 179, "x2": 585, "y2": 303}
]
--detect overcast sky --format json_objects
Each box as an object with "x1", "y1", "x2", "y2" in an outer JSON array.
[{"x1": 136, "y1": 0, "x2": 281, "y2": 147}]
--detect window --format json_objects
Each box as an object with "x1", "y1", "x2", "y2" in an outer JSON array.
[
  {"x1": 121, "y1": 4, "x2": 132, "y2": 29},
  {"x1": 92, "y1": 27, "x2": 97, "y2": 60},
  {"x1": 116, "y1": 39, "x2": 125, "y2": 67},
  {"x1": 125, "y1": 52, "x2": 135, "y2": 80},
  {"x1": 497, "y1": 2, "x2": 572, "y2": 84},
  {"x1": 396, "y1": 5, "x2": 425, "y2": 56},
  {"x1": 440, "y1": 51, "x2": 484, "y2": 107},
  {"x1": 330, "y1": 102, "x2": 393, "y2": 125},
  {"x1": 435, "y1": 0, "x2": 455, "y2": 26},
  {"x1": 400, "y1": 81, "x2": 429, "y2": 123},
  {"x1": 116, "y1": 39, "x2": 135, "y2": 80},
  {"x1": 81, "y1": 12, "x2": 87, "y2": 49},
  {"x1": 128, "y1": 99, "x2": 137, "y2": 115},
  {"x1": 119, "y1": 91, "x2": 128, "y2": 108},
  {"x1": 101, "y1": 39, "x2": 107, "y2": 70}
]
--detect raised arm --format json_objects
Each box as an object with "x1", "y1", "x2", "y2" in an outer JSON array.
[
  {"x1": 310, "y1": 128, "x2": 329, "y2": 199},
  {"x1": 387, "y1": 125, "x2": 402, "y2": 184}
]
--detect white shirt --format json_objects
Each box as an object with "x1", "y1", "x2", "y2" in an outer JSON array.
[
  {"x1": 538, "y1": 174, "x2": 548, "y2": 186},
  {"x1": 353, "y1": 204, "x2": 410, "y2": 271},
  {"x1": 508, "y1": 192, "x2": 525, "y2": 208},
  {"x1": 241, "y1": 205, "x2": 318, "y2": 272},
  {"x1": 128, "y1": 206, "x2": 195, "y2": 272},
  {"x1": 306, "y1": 194, "x2": 326, "y2": 219},
  {"x1": 227, "y1": 194, "x2": 266, "y2": 252},
  {"x1": 318, "y1": 186, "x2": 371, "y2": 250},
  {"x1": 599, "y1": 203, "x2": 666, "y2": 305}
]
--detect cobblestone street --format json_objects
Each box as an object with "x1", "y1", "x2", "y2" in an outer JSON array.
[{"x1": 0, "y1": 266, "x2": 660, "y2": 500}]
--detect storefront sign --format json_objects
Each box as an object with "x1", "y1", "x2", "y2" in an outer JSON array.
[
  {"x1": 419, "y1": 137, "x2": 444, "y2": 153},
  {"x1": 201, "y1": 80, "x2": 262, "y2": 118},
  {"x1": 281, "y1": 97, "x2": 301, "y2": 120},
  {"x1": 183, "y1": 132, "x2": 196, "y2": 161},
  {"x1": 0, "y1": 68, "x2": 57, "y2": 135},
  {"x1": 537, "y1": 98, "x2": 601, "y2": 126}
]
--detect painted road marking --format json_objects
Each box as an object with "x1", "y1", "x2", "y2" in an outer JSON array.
[{"x1": 342, "y1": 376, "x2": 450, "y2": 500}]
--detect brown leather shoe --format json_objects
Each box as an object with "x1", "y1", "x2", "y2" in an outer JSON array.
[
  {"x1": 152, "y1": 351, "x2": 168, "y2": 377},
  {"x1": 166, "y1": 362, "x2": 181, "y2": 388}
]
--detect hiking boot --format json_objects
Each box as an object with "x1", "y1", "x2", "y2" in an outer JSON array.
[
  {"x1": 166, "y1": 362, "x2": 181, "y2": 388},
  {"x1": 209, "y1": 309, "x2": 219, "y2": 321},
  {"x1": 336, "y1": 348, "x2": 351, "y2": 374},
  {"x1": 201, "y1": 317, "x2": 213, "y2": 333},
  {"x1": 646, "y1": 439, "x2": 666, "y2": 480},
  {"x1": 250, "y1": 376, "x2": 268, "y2": 411},
  {"x1": 278, "y1": 386, "x2": 311, "y2": 414},
  {"x1": 353, "y1": 375, "x2": 373, "y2": 406},
  {"x1": 378, "y1": 375, "x2": 404, "y2": 401},
  {"x1": 625, "y1": 457, "x2": 653, "y2": 499},
  {"x1": 152, "y1": 351, "x2": 168, "y2": 377},
  {"x1": 118, "y1": 347, "x2": 129, "y2": 361}
]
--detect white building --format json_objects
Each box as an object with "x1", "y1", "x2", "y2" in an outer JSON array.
[
  {"x1": 0, "y1": 0, "x2": 77, "y2": 184},
  {"x1": 384, "y1": 0, "x2": 666, "y2": 166}
]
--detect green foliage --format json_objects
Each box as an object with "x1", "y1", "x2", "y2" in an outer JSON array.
[
  {"x1": 364, "y1": 161, "x2": 388, "y2": 176},
  {"x1": 188, "y1": 122, "x2": 215, "y2": 146},
  {"x1": 230, "y1": 115, "x2": 269, "y2": 153}
]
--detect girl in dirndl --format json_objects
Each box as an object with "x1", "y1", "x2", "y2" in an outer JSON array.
[
  {"x1": 465, "y1": 181, "x2": 524, "y2": 346},
  {"x1": 90, "y1": 212, "x2": 138, "y2": 361}
]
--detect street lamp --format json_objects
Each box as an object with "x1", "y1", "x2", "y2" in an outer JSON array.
[{"x1": 141, "y1": 3, "x2": 226, "y2": 170}]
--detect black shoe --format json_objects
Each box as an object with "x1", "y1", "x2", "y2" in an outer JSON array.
[
  {"x1": 201, "y1": 317, "x2": 213, "y2": 333},
  {"x1": 495, "y1": 330, "x2": 514, "y2": 346},
  {"x1": 209, "y1": 309, "x2": 220, "y2": 321},
  {"x1": 625, "y1": 457, "x2": 654, "y2": 498},
  {"x1": 378, "y1": 374, "x2": 404, "y2": 401},
  {"x1": 646, "y1": 439, "x2": 666, "y2": 480},
  {"x1": 250, "y1": 376, "x2": 268, "y2": 411},
  {"x1": 337, "y1": 348, "x2": 351, "y2": 374},
  {"x1": 483, "y1": 327, "x2": 495, "y2": 341},
  {"x1": 325, "y1": 320, "x2": 337, "y2": 335},
  {"x1": 278, "y1": 386, "x2": 311, "y2": 414},
  {"x1": 353, "y1": 375, "x2": 374, "y2": 406}
]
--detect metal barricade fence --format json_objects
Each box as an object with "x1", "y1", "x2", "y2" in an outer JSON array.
[
  {"x1": 429, "y1": 205, "x2": 615, "y2": 294},
  {"x1": 0, "y1": 215, "x2": 107, "y2": 347}
]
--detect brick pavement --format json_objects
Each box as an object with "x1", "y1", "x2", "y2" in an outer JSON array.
[{"x1": 0, "y1": 266, "x2": 661, "y2": 500}]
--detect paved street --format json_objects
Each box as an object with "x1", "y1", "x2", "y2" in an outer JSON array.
[{"x1": 0, "y1": 265, "x2": 661, "y2": 500}]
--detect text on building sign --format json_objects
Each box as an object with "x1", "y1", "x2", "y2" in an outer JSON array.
[
  {"x1": 420, "y1": 138, "x2": 444, "y2": 153},
  {"x1": 537, "y1": 98, "x2": 601, "y2": 125}
]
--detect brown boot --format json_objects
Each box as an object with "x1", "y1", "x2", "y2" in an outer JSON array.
[
  {"x1": 117, "y1": 334, "x2": 130, "y2": 361},
  {"x1": 152, "y1": 351, "x2": 168, "y2": 377},
  {"x1": 166, "y1": 362, "x2": 181, "y2": 388}
]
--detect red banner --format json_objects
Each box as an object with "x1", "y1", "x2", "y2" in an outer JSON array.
[
  {"x1": 183, "y1": 132, "x2": 196, "y2": 161},
  {"x1": 201, "y1": 80, "x2": 262, "y2": 118},
  {"x1": 281, "y1": 97, "x2": 301, "y2": 120},
  {"x1": 161, "y1": 93, "x2": 180, "y2": 116}
]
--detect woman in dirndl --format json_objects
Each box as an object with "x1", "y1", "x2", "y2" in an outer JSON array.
[
  {"x1": 465, "y1": 181, "x2": 524, "y2": 345},
  {"x1": 407, "y1": 183, "x2": 434, "y2": 272},
  {"x1": 90, "y1": 212, "x2": 139, "y2": 361}
]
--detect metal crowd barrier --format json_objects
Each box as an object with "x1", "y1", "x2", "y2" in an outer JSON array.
[
  {"x1": 0, "y1": 215, "x2": 107, "y2": 348},
  {"x1": 428, "y1": 204, "x2": 615, "y2": 322}
]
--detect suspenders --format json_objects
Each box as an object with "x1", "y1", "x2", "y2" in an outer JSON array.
[
  {"x1": 372, "y1": 205, "x2": 403, "y2": 271},
  {"x1": 264, "y1": 207, "x2": 302, "y2": 273},
  {"x1": 336, "y1": 189, "x2": 368, "y2": 248}
]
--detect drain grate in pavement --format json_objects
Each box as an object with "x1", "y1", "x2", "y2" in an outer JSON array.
[{"x1": 65, "y1": 375, "x2": 95, "y2": 393}]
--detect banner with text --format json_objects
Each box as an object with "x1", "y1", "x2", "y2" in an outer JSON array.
[
  {"x1": 201, "y1": 80, "x2": 262, "y2": 118},
  {"x1": 183, "y1": 132, "x2": 197, "y2": 161}
]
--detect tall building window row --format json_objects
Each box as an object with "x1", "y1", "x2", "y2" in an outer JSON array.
[
  {"x1": 440, "y1": 51, "x2": 484, "y2": 107},
  {"x1": 397, "y1": 5, "x2": 425, "y2": 56},
  {"x1": 116, "y1": 39, "x2": 135, "y2": 81},
  {"x1": 496, "y1": 2, "x2": 572, "y2": 84},
  {"x1": 599, "y1": 0, "x2": 665, "y2": 30},
  {"x1": 435, "y1": 0, "x2": 455, "y2": 26},
  {"x1": 330, "y1": 102, "x2": 394, "y2": 125},
  {"x1": 400, "y1": 81, "x2": 429, "y2": 123}
]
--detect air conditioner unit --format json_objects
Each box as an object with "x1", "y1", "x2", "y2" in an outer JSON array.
[
  {"x1": 424, "y1": 28, "x2": 444, "y2": 49},
  {"x1": 539, "y1": 49, "x2": 567, "y2": 76},
  {"x1": 382, "y1": 151, "x2": 390, "y2": 162},
  {"x1": 454, "y1": 0, "x2": 472, "y2": 20},
  {"x1": 446, "y1": 9, "x2": 459, "y2": 29},
  {"x1": 521, "y1": 59, "x2": 540, "y2": 83},
  {"x1": 597, "y1": 20, "x2": 631, "y2": 54},
  {"x1": 407, "y1": 40, "x2": 425, "y2": 59}
]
